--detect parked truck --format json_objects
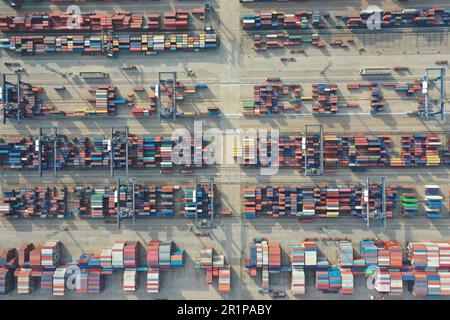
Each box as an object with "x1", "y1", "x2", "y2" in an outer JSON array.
[
  {"x1": 360, "y1": 68, "x2": 391, "y2": 76},
  {"x1": 79, "y1": 72, "x2": 110, "y2": 79}
]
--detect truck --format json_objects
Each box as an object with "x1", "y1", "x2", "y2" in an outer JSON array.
[
  {"x1": 360, "y1": 68, "x2": 391, "y2": 76},
  {"x1": 79, "y1": 72, "x2": 110, "y2": 79}
]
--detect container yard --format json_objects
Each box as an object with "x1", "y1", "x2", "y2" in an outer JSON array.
[{"x1": 1, "y1": 0, "x2": 450, "y2": 303}]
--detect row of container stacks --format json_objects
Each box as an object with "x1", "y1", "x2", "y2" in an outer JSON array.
[
  {"x1": 241, "y1": 8, "x2": 450, "y2": 30},
  {"x1": 243, "y1": 82, "x2": 363, "y2": 116},
  {"x1": 243, "y1": 10, "x2": 324, "y2": 30},
  {"x1": 0, "y1": 187, "x2": 69, "y2": 218},
  {"x1": 0, "y1": 184, "x2": 205, "y2": 219},
  {"x1": 0, "y1": 133, "x2": 448, "y2": 170},
  {"x1": 0, "y1": 135, "x2": 212, "y2": 170},
  {"x1": 243, "y1": 184, "x2": 398, "y2": 219},
  {"x1": 230, "y1": 133, "x2": 445, "y2": 169},
  {"x1": 0, "y1": 10, "x2": 204, "y2": 32},
  {"x1": 242, "y1": 82, "x2": 302, "y2": 115},
  {"x1": 345, "y1": 8, "x2": 450, "y2": 29},
  {"x1": 0, "y1": 240, "x2": 184, "y2": 295},
  {"x1": 243, "y1": 239, "x2": 450, "y2": 296},
  {"x1": 347, "y1": 81, "x2": 422, "y2": 104},
  {"x1": 0, "y1": 83, "x2": 212, "y2": 120},
  {"x1": 4, "y1": 240, "x2": 450, "y2": 296},
  {"x1": 408, "y1": 242, "x2": 450, "y2": 269},
  {"x1": 195, "y1": 248, "x2": 231, "y2": 293},
  {"x1": 75, "y1": 185, "x2": 176, "y2": 219},
  {"x1": 0, "y1": 33, "x2": 218, "y2": 55},
  {"x1": 253, "y1": 33, "x2": 325, "y2": 51},
  {"x1": 0, "y1": 241, "x2": 61, "y2": 273},
  {"x1": 391, "y1": 134, "x2": 442, "y2": 167},
  {"x1": 320, "y1": 240, "x2": 450, "y2": 296}
]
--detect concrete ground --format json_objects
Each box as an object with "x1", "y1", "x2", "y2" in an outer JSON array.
[{"x1": 1, "y1": 0, "x2": 450, "y2": 300}]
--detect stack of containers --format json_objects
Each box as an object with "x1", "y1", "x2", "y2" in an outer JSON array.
[
  {"x1": 100, "y1": 248, "x2": 113, "y2": 273},
  {"x1": 390, "y1": 271, "x2": 403, "y2": 295},
  {"x1": 398, "y1": 134, "x2": 441, "y2": 167},
  {"x1": 302, "y1": 186, "x2": 316, "y2": 217},
  {"x1": 443, "y1": 137, "x2": 450, "y2": 165},
  {"x1": 244, "y1": 82, "x2": 302, "y2": 115},
  {"x1": 41, "y1": 271, "x2": 54, "y2": 294},
  {"x1": 0, "y1": 248, "x2": 18, "y2": 269},
  {"x1": 268, "y1": 241, "x2": 281, "y2": 273},
  {"x1": 401, "y1": 185, "x2": 419, "y2": 215},
  {"x1": 0, "y1": 12, "x2": 149, "y2": 32},
  {"x1": 408, "y1": 241, "x2": 450, "y2": 269},
  {"x1": 1, "y1": 187, "x2": 68, "y2": 218},
  {"x1": 340, "y1": 269, "x2": 354, "y2": 295},
  {"x1": 93, "y1": 86, "x2": 117, "y2": 116},
  {"x1": 0, "y1": 268, "x2": 14, "y2": 294},
  {"x1": 90, "y1": 193, "x2": 105, "y2": 218},
  {"x1": 41, "y1": 241, "x2": 61, "y2": 268},
  {"x1": 315, "y1": 267, "x2": 342, "y2": 292},
  {"x1": 198, "y1": 248, "x2": 213, "y2": 269},
  {"x1": 160, "y1": 139, "x2": 173, "y2": 168},
  {"x1": 340, "y1": 135, "x2": 391, "y2": 168},
  {"x1": 424, "y1": 185, "x2": 444, "y2": 218},
  {"x1": 29, "y1": 245, "x2": 43, "y2": 267},
  {"x1": 147, "y1": 269, "x2": 160, "y2": 293},
  {"x1": 438, "y1": 271, "x2": 450, "y2": 295},
  {"x1": 312, "y1": 83, "x2": 339, "y2": 114},
  {"x1": 360, "y1": 240, "x2": 378, "y2": 267},
  {"x1": 412, "y1": 270, "x2": 427, "y2": 296},
  {"x1": 305, "y1": 134, "x2": 322, "y2": 172},
  {"x1": 183, "y1": 186, "x2": 197, "y2": 219},
  {"x1": 374, "y1": 269, "x2": 390, "y2": 293},
  {"x1": 170, "y1": 249, "x2": 184, "y2": 268},
  {"x1": 147, "y1": 241, "x2": 160, "y2": 268},
  {"x1": 291, "y1": 268, "x2": 306, "y2": 295},
  {"x1": 290, "y1": 242, "x2": 315, "y2": 295},
  {"x1": 242, "y1": 11, "x2": 316, "y2": 30},
  {"x1": 76, "y1": 269, "x2": 89, "y2": 294},
  {"x1": 338, "y1": 241, "x2": 354, "y2": 268},
  {"x1": 123, "y1": 241, "x2": 139, "y2": 268},
  {"x1": 1, "y1": 33, "x2": 218, "y2": 55},
  {"x1": 261, "y1": 268, "x2": 270, "y2": 293},
  {"x1": 19, "y1": 243, "x2": 34, "y2": 268},
  {"x1": 87, "y1": 269, "x2": 103, "y2": 294},
  {"x1": 16, "y1": 269, "x2": 33, "y2": 294},
  {"x1": 163, "y1": 11, "x2": 189, "y2": 30},
  {"x1": 218, "y1": 267, "x2": 231, "y2": 293},
  {"x1": 323, "y1": 135, "x2": 340, "y2": 172},
  {"x1": 52, "y1": 267, "x2": 66, "y2": 296},
  {"x1": 159, "y1": 241, "x2": 172, "y2": 268},
  {"x1": 243, "y1": 186, "x2": 257, "y2": 218},
  {"x1": 123, "y1": 269, "x2": 138, "y2": 292},
  {"x1": 111, "y1": 242, "x2": 125, "y2": 269}
]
